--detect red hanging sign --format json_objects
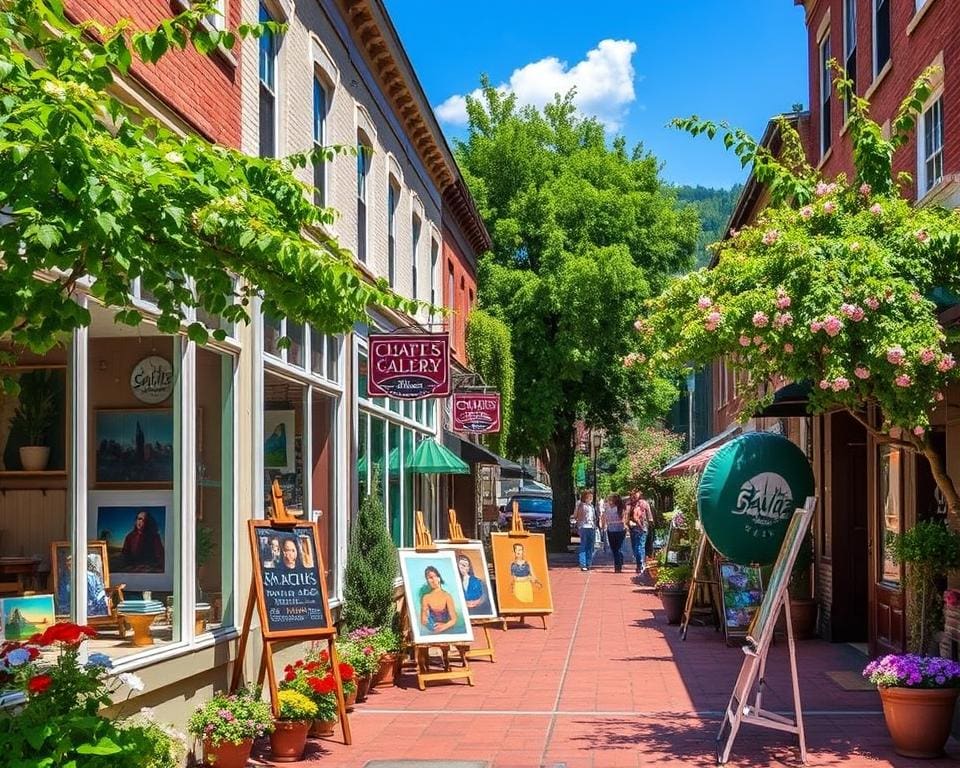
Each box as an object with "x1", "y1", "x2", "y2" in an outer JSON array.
[
  {"x1": 452, "y1": 392, "x2": 501, "y2": 434},
  {"x1": 367, "y1": 333, "x2": 450, "y2": 400}
]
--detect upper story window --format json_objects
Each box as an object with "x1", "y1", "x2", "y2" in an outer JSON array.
[
  {"x1": 920, "y1": 95, "x2": 944, "y2": 195},
  {"x1": 916, "y1": 0, "x2": 930, "y2": 10},
  {"x1": 258, "y1": 3, "x2": 277, "y2": 158},
  {"x1": 387, "y1": 180, "x2": 399, "y2": 286},
  {"x1": 356, "y1": 136, "x2": 370, "y2": 264},
  {"x1": 430, "y1": 239, "x2": 439, "y2": 312},
  {"x1": 843, "y1": 0, "x2": 857, "y2": 119},
  {"x1": 312, "y1": 78, "x2": 327, "y2": 207},
  {"x1": 411, "y1": 214, "x2": 422, "y2": 301},
  {"x1": 820, "y1": 31, "x2": 832, "y2": 157},
  {"x1": 874, "y1": 0, "x2": 890, "y2": 77}
]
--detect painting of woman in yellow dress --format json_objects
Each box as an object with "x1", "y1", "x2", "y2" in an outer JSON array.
[{"x1": 490, "y1": 532, "x2": 553, "y2": 614}]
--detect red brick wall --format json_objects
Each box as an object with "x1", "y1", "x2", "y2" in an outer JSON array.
[
  {"x1": 805, "y1": 0, "x2": 958, "y2": 200},
  {"x1": 441, "y1": 225, "x2": 477, "y2": 367},
  {"x1": 65, "y1": 0, "x2": 242, "y2": 147}
]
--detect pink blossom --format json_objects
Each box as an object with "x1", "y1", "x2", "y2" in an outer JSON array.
[
  {"x1": 832, "y1": 377, "x2": 850, "y2": 392},
  {"x1": 840, "y1": 303, "x2": 864, "y2": 322},
  {"x1": 739, "y1": 335, "x2": 751, "y2": 347},
  {"x1": 762, "y1": 229, "x2": 780, "y2": 246},
  {"x1": 865, "y1": 297, "x2": 880, "y2": 310},
  {"x1": 697, "y1": 295, "x2": 713, "y2": 310},
  {"x1": 886, "y1": 346, "x2": 906, "y2": 365},
  {"x1": 752, "y1": 311, "x2": 769, "y2": 328},
  {"x1": 823, "y1": 315, "x2": 843, "y2": 337},
  {"x1": 819, "y1": 379, "x2": 830, "y2": 390},
  {"x1": 854, "y1": 366, "x2": 871, "y2": 380},
  {"x1": 809, "y1": 320, "x2": 823, "y2": 333},
  {"x1": 753, "y1": 335, "x2": 763, "y2": 345},
  {"x1": 936, "y1": 391, "x2": 945, "y2": 402},
  {"x1": 773, "y1": 312, "x2": 794, "y2": 329},
  {"x1": 758, "y1": 344, "x2": 769, "y2": 353},
  {"x1": 800, "y1": 205, "x2": 814, "y2": 220},
  {"x1": 910, "y1": 290, "x2": 922, "y2": 302},
  {"x1": 815, "y1": 181, "x2": 836, "y2": 197},
  {"x1": 783, "y1": 343, "x2": 794, "y2": 353},
  {"x1": 633, "y1": 319, "x2": 644, "y2": 332},
  {"x1": 859, "y1": 182, "x2": 872, "y2": 197},
  {"x1": 823, "y1": 201, "x2": 837, "y2": 215},
  {"x1": 920, "y1": 348, "x2": 937, "y2": 365},
  {"x1": 914, "y1": 425, "x2": 926, "y2": 436},
  {"x1": 704, "y1": 311, "x2": 722, "y2": 331},
  {"x1": 870, "y1": 203, "x2": 883, "y2": 215},
  {"x1": 915, "y1": 230, "x2": 930, "y2": 243},
  {"x1": 776, "y1": 291, "x2": 792, "y2": 309},
  {"x1": 895, "y1": 373, "x2": 912, "y2": 388},
  {"x1": 938, "y1": 354, "x2": 956, "y2": 373}
]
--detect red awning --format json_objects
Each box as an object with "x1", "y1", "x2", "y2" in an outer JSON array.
[{"x1": 659, "y1": 446, "x2": 721, "y2": 477}]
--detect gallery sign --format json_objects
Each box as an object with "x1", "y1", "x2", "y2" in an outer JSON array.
[
  {"x1": 452, "y1": 392, "x2": 501, "y2": 434},
  {"x1": 130, "y1": 356, "x2": 173, "y2": 404},
  {"x1": 367, "y1": 333, "x2": 450, "y2": 400}
]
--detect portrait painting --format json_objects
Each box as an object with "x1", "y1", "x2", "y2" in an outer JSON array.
[
  {"x1": 51, "y1": 541, "x2": 111, "y2": 618},
  {"x1": 88, "y1": 490, "x2": 175, "y2": 591},
  {"x1": 490, "y1": 532, "x2": 553, "y2": 614},
  {"x1": 398, "y1": 549, "x2": 474, "y2": 644},
  {"x1": 263, "y1": 410, "x2": 296, "y2": 473},
  {"x1": 2, "y1": 594, "x2": 55, "y2": 641},
  {"x1": 436, "y1": 541, "x2": 498, "y2": 620},
  {"x1": 95, "y1": 409, "x2": 173, "y2": 484},
  {"x1": 0, "y1": 367, "x2": 67, "y2": 472},
  {"x1": 719, "y1": 562, "x2": 764, "y2": 633}
]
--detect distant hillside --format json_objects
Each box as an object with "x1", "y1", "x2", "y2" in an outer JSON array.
[{"x1": 676, "y1": 184, "x2": 742, "y2": 268}]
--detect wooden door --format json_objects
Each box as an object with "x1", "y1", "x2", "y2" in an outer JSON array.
[{"x1": 871, "y1": 444, "x2": 906, "y2": 655}]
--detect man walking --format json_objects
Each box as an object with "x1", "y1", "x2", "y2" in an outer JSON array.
[{"x1": 627, "y1": 489, "x2": 654, "y2": 574}]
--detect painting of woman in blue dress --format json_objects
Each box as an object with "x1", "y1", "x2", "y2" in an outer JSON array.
[
  {"x1": 456, "y1": 552, "x2": 493, "y2": 617},
  {"x1": 54, "y1": 546, "x2": 110, "y2": 618},
  {"x1": 398, "y1": 549, "x2": 474, "y2": 644}
]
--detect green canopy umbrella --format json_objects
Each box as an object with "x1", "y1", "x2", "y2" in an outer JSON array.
[
  {"x1": 407, "y1": 437, "x2": 469, "y2": 474},
  {"x1": 358, "y1": 448, "x2": 402, "y2": 476}
]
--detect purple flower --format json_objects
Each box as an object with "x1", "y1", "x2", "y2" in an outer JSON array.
[{"x1": 863, "y1": 654, "x2": 960, "y2": 689}]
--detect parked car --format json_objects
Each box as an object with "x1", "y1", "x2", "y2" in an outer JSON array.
[{"x1": 498, "y1": 492, "x2": 553, "y2": 532}]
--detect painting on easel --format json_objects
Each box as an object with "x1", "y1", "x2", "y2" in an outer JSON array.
[
  {"x1": 490, "y1": 532, "x2": 552, "y2": 614},
  {"x1": 436, "y1": 541, "x2": 497, "y2": 620},
  {"x1": 398, "y1": 549, "x2": 474, "y2": 644}
]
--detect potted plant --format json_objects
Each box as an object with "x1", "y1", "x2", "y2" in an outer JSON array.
[
  {"x1": 655, "y1": 564, "x2": 692, "y2": 624},
  {"x1": 270, "y1": 689, "x2": 317, "y2": 762},
  {"x1": 893, "y1": 520, "x2": 960, "y2": 653},
  {"x1": 788, "y1": 530, "x2": 817, "y2": 640},
  {"x1": 371, "y1": 625, "x2": 403, "y2": 687},
  {"x1": 863, "y1": 654, "x2": 960, "y2": 758},
  {"x1": 336, "y1": 635, "x2": 377, "y2": 706},
  {"x1": 279, "y1": 658, "x2": 340, "y2": 737},
  {"x1": 9, "y1": 369, "x2": 57, "y2": 471},
  {"x1": 187, "y1": 688, "x2": 273, "y2": 768}
]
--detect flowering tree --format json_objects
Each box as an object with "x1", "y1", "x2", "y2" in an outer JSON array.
[{"x1": 644, "y1": 67, "x2": 960, "y2": 514}]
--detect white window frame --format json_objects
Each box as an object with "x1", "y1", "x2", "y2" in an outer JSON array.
[{"x1": 918, "y1": 91, "x2": 945, "y2": 196}]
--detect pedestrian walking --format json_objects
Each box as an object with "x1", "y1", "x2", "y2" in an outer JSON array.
[
  {"x1": 574, "y1": 490, "x2": 598, "y2": 572},
  {"x1": 627, "y1": 489, "x2": 654, "y2": 573},
  {"x1": 601, "y1": 493, "x2": 627, "y2": 573}
]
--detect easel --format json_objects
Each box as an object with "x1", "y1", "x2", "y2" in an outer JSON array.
[
  {"x1": 230, "y1": 490, "x2": 351, "y2": 745},
  {"x1": 499, "y1": 502, "x2": 548, "y2": 630},
  {"x1": 679, "y1": 535, "x2": 721, "y2": 641},
  {"x1": 446, "y1": 508, "x2": 497, "y2": 663},
  {"x1": 716, "y1": 498, "x2": 817, "y2": 765},
  {"x1": 404, "y1": 511, "x2": 474, "y2": 690}
]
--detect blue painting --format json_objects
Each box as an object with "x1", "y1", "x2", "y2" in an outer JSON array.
[
  {"x1": 2, "y1": 595, "x2": 55, "y2": 641},
  {"x1": 95, "y1": 409, "x2": 173, "y2": 484}
]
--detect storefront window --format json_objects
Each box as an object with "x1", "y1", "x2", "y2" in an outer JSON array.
[
  {"x1": 264, "y1": 314, "x2": 282, "y2": 358},
  {"x1": 370, "y1": 416, "x2": 386, "y2": 512},
  {"x1": 879, "y1": 445, "x2": 902, "y2": 586},
  {"x1": 263, "y1": 372, "x2": 306, "y2": 516},
  {"x1": 310, "y1": 390, "x2": 336, "y2": 592},
  {"x1": 388, "y1": 423, "x2": 401, "y2": 545},
  {"x1": 357, "y1": 412, "x2": 368, "y2": 500},
  {"x1": 403, "y1": 429, "x2": 415, "y2": 547},
  {"x1": 286, "y1": 321, "x2": 305, "y2": 369}
]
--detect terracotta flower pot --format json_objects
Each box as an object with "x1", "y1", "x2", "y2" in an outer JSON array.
[
  {"x1": 658, "y1": 588, "x2": 688, "y2": 625},
  {"x1": 878, "y1": 686, "x2": 959, "y2": 758},
  {"x1": 310, "y1": 717, "x2": 337, "y2": 738},
  {"x1": 374, "y1": 652, "x2": 400, "y2": 687},
  {"x1": 356, "y1": 674, "x2": 371, "y2": 702},
  {"x1": 344, "y1": 684, "x2": 358, "y2": 712},
  {"x1": 202, "y1": 737, "x2": 253, "y2": 768},
  {"x1": 19, "y1": 445, "x2": 49, "y2": 472},
  {"x1": 270, "y1": 720, "x2": 310, "y2": 762}
]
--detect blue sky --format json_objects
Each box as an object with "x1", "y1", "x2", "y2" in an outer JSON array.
[{"x1": 389, "y1": 1, "x2": 809, "y2": 190}]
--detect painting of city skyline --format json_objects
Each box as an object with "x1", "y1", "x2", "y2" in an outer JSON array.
[{"x1": 95, "y1": 409, "x2": 173, "y2": 485}]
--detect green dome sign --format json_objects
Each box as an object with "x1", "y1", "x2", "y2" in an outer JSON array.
[{"x1": 698, "y1": 432, "x2": 814, "y2": 565}]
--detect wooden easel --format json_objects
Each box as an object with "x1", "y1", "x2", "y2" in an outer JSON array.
[
  {"x1": 500, "y1": 502, "x2": 548, "y2": 630},
  {"x1": 404, "y1": 511, "x2": 474, "y2": 690},
  {"x1": 680, "y1": 535, "x2": 721, "y2": 641},
  {"x1": 230, "y1": 496, "x2": 351, "y2": 745},
  {"x1": 716, "y1": 498, "x2": 817, "y2": 765},
  {"x1": 446, "y1": 508, "x2": 497, "y2": 664}
]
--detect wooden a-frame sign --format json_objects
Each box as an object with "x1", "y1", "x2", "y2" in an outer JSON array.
[{"x1": 230, "y1": 493, "x2": 351, "y2": 744}]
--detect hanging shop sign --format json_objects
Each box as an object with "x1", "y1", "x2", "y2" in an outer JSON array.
[
  {"x1": 367, "y1": 333, "x2": 450, "y2": 400},
  {"x1": 697, "y1": 432, "x2": 814, "y2": 566},
  {"x1": 452, "y1": 392, "x2": 501, "y2": 434},
  {"x1": 130, "y1": 356, "x2": 174, "y2": 404}
]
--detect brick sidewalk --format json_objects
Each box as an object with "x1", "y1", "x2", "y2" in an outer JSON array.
[{"x1": 252, "y1": 552, "x2": 959, "y2": 767}]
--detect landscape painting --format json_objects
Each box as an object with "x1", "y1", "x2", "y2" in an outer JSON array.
[
  {"x1": 263, "y1": 410, "x2": 295, "y2": 473},
  {"x1": 2, "y1": 594, "x2": 55, "y2": 641},
  {"x1": 95, "y1": 409, "x2": 173, "y2": 485}
]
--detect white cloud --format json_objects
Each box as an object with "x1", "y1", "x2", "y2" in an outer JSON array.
[{"x1": 435, "y1": 39, "x2": 638, "y2": 133}]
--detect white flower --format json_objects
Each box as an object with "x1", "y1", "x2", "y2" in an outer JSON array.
[
  {"x1": 164, "y1": 151, "x2": 184, "y2": 164},
  {"x1": 118, "y1": 672, "x2": 145, "y2": 692}
]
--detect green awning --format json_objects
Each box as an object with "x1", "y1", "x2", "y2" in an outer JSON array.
[
  {"x1": 358, "y1": 447, "x2": 401, "y2": 476},
  {"x1": 407, "y1": 438, "x2": 470, "y2": 474}
]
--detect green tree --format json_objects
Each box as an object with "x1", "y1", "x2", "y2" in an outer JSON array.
[
  {"x1": 646, "y1": 67, "x2": 960, "y2": 517},
  {"x1": 465, "y1": 308, "x2": 514, "y2": 454},
  {"x1": 605, "y1": 423, "x2": 685, "y2": 505},
  {"x1": 675, "y1": 185, "x2": 743, "y2": 267},
  {"x1": 456, "y1": 82, "x2": 699, "y2": 549},
  {"x1": 0, "y1": 0, "x2": 413, "y2": 377}
]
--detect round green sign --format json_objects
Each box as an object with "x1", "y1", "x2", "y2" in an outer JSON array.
[{"x1": 698, "y1": 432, "x2": 814, "y2": 565}]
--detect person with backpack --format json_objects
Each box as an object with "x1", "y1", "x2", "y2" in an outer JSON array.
[{"x1": 574, "y1": 490, "x2": 598, "y2": 571}]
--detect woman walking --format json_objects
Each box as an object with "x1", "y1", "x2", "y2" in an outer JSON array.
[
  {"x1": 602, "y1": 493, "x2": 627, "y2": 573},
  {"x1": 574, "y1": 490, "x2": 598, "y2": 571},
  {"x1": 627, "y1": 489, "x2": 654, "y2": 574}
]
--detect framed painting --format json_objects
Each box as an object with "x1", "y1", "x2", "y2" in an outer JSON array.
[
  {"x1": 95, "y1": 408, "x2": 173, "y2": 485},
  {"x1": 0, "y1": 366, "x2": 67, "y2": 472},
  {"x1": 490, "y1": 532, "x2": 553, "y2": 614},
  {"x1": 718, "y1": 561, "x2": 764, "y2": 639},
  {"x1": 436, "y1": 541, "x2": 498, "y2": 620},
  {"x1": 2, "y1": 594, "x2": 55, "y2": 641},
  {"x1": 50, "y1": 541, "x2": 111, "y2": 618},
  {"x1": 263, "y1": 410, "x2": 296, "y2": 474},
  {"x1": 398, "y1": 549, "x2": 474, "y2": 644},
  {"x1": 87, "y1": 490, "x2": 174, "y2": 591}
]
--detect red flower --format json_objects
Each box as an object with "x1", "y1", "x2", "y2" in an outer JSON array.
[
  {"x1": 338, "y1": 662, "x2": 355, "y2": 682},
  {"x1": 306, "y1": 676, "x2": 323, "y2": 693},
  {"x1": 315, "y1": 674, "x2": 336, "y2": 695},
  {"x1": 36, "y1": 623, "x2": 96, "y2": 646},
  {"x1": 27, "y1": 674, "x2": 53, "y2": 695},
  {"x1": 305, "y1": 660, "x2": 321, "y2": 673},
  {"x1": 284, "y1": 670, "x2": 296, "y2": 682},
  {"x1": 294, "y1": 659, "x2": 304, "y2": 668},
  {"x1": 283, "y1": 664, "x2": 293, "y2": 674},
  {"x1": 318, "y1": 650, "x2": 329, "y2": 664}
]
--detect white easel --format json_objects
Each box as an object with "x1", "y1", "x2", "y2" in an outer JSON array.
[{"x1": 716, "y1": 497, "x2": 817, "y2": 766}]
